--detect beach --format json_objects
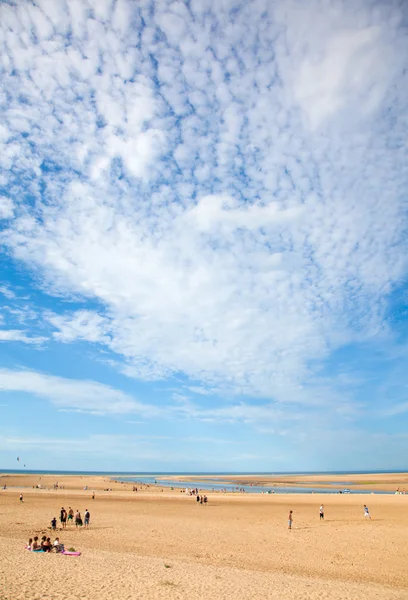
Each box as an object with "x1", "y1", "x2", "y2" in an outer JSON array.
[{"x1": 1, "y1": 474, "x2": 408, "y2": 599}]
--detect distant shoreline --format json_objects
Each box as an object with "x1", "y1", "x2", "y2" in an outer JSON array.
[{"x1": 1, "y1": 470, "x2": 408, "y2": 493}]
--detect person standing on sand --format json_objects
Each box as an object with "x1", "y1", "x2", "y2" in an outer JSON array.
[
  {"x1": 364, "y1": 505, "x2": 371, "y2": 520},
  {"x1": 19, "y1": 493, "x2": 24, "y2": 502},
  {"x1": 60, "y1": 507, "x2": 67, "y2": 529},
  {"x1": 68, "y1": 507, "x2": 74, "y2": 523},
  {"x1": 288, "y1": 510, "x2": 293, "y2": 530},
  {"x1": 196, "y1": 494, "x2": 200, "y2": 504},
  {"x1": 319, "y1": 504, "x2": 324, "y2": 520},
  {"x1": 84, "y1": 509, "x2": 90, "y2": 528}
]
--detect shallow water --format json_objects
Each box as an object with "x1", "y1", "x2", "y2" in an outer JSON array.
[{"x1": 116, "y1": 476, "x2": 392, "y2": 495}]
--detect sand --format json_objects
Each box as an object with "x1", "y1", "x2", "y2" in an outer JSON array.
[
  {"x1": 168, "y1": 472, "x2": 408, "y2": 492},
  {"x1": 1, "y1": 474, "x2": 408, "y2": 600}
]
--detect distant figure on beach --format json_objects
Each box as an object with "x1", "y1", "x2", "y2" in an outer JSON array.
[
  {"x1": 51, "y1": 516, "x2": 57, "y2": 530},
  {"x1": 196, "y1": 494, "x2": 200, "y2": 504},
  {"x1": 364, "y1": 505, "x2": 371, "y2": 520},
  {"x1": 19, "y1": 493, "x2": 23, "y2": 502},
  {"x1": 84, "y1": 509, "x2": 90, "y2": 528},
  {"x1": 319, "y1": 504, "x2": 324, "y2": 520},
  {"x1": 92, "y1": 492, "x2": 95, "y2": 500},
  {"x1": 60, "y1": 507, "x2": 67, "y2": 529},
  {"x1": 27, "y1": 537, "x2": 33, "y2": 550},
  {"x1": 68, "y1": 507, "x2": 74, "y2": 522},
  {"x1": 204, "y1": 495, "x2": 208, "y2": 505},
  {"x1": 200, "y1": 495, "x2": 203, "y2": 504},
  {"x1": 288, "y1": 510, "x2": 293, "y2": 530}
]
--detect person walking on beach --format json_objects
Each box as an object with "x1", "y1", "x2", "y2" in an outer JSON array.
[
  {"x1": 196, "y1": 494, "x2": 200, "y2": 504},
  {"x1": 68, "y1": 507, "x2": 74, "y2": 523},
  {"x1": 60, "y1": 507, "x2": 67, "y2": 529},
  {"x1": 319, "y1": 504, "x2": 324, "y2": 520},
  {"x1": 51, "y1": 516, "x2": 57, "y2": 531},
  {"x1": 75, "y1": 510, "x2": 82, "y2": 528},
  {"x1": 84, "y1": 509, "x2": 90, "y2": 528},
  {"x1": 288, "y1": 510, "x2": 293, "y2": 530},
  {"x1": 364, "y1": 505, "x2": 371, "y2": 520},
  {"x1": 19, "y1": 493, "x2": 24, "y2": 502}
]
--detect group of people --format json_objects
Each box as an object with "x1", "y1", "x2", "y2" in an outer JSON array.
[
  {"x1": 52, "y1": 506, "x2": 91, "y2": 529},
  {"x1": 287, "y1": 504, "x2": 372, "y2": 529},
  {"x1": 196, "y1": 494, "x2": 208, "y2": 504},
  {"x1": 27, "y1": 535, "x2": 64, "y2": 553}
]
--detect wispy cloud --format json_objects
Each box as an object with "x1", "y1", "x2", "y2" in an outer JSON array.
[
  {"x1": 0, "y1": 368, "x2": 159, "y2": 416},
  {"x1": 0, "y1": 0, "x2": 407, "y2": 418},
  {"x1": 0, "y1": 330, "x2": 47, "y2": 345}
]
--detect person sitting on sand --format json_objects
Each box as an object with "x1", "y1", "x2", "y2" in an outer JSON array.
[
  {"x1": 53, "y1": 537, "x2": 64, "y2": 553},
  {"x1": 27, "y1": 537, "x2": 33, "y2": 550},
  {"x1": 31, "y1": 536, "x2": 40, "y2": 551},
  {"x1": 42, "y1": 537, "x2": 52, "y2": 552}
]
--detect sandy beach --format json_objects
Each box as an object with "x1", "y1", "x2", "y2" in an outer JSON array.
[
  {"x1": 168, "y1": 472, "x2": 408, "y2": 492},
  {"x1": 1, "y1": 474, "x2": 408, "y2": 599}
]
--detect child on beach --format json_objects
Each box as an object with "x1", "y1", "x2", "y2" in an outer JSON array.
[
  {"x1": 288, "y1": 510, "x2": 293, "y2": 530},
  {"x1": 19, "y1": 493, "x2": 23, "y2": 502},
  {"x1": 364, "y1": 505, "x2": 371, "y2": 519},
  {"x1": 51, "y1": 516, "x2": 57, "y2": 530}
]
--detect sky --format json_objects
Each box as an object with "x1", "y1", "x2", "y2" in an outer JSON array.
[{"x1": 0, "y1": 0, "x2": 408, "y2": 473}]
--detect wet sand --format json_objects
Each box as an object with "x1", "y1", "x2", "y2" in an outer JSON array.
[{"x1": 1, "y1": 474, "x2": 408, "y2": 599}]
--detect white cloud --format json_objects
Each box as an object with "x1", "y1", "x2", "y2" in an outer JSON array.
[
  {"x1": 46, "y1": 310, "x2": 111, "y2": 343},
  {"x1": 0, "y1": 285, "x2": 16, "y2": 300},
  {"x1": 0, "y1": 368, "x2": 159, "y2": 416},
  {"x1": 0, "y1": 0, "x2": 407, "y2": 413},
  {"x1": 0, "y1": 330, "x2": 47, "y2": 345},
  {"x1": 0, "y1": 196, "x2": 14, "y2": 219}
]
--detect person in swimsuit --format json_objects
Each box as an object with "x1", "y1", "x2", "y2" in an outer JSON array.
[
  {"x1": 27, "y1": 537, "x2": 33, "y2": 550},
  {"x1": 68, "y1": 507, "x2": 74, "y2": 522},
  {"x1": 32, "y1": 536, "x2": 40, "y2": 551},
  {"x1": 319, "y1": 505, "x2": 324, "y2": 520},
  {"x1": 288, "y1": 510, "x2": 293, "y2": 530},
  {"x1": 75, "y1": 510, "x2": 82, "y2": 527}
]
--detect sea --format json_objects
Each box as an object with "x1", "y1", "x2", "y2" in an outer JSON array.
[{"x1": 1, "y1": 469, "x2": 405, "y2": 495}]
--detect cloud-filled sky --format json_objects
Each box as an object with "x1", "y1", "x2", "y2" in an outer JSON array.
[{"x1": 1, "y1": 0, "x2": 408, "y2": 472}]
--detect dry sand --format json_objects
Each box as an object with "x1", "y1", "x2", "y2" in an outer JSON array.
[{"x1": 1, "y1": 474, "x2": 408, "y2": 600}]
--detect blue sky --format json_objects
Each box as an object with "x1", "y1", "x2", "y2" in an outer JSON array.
[{"x1": 1, "y1": 0, "x2": 408, "y2": 472}]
